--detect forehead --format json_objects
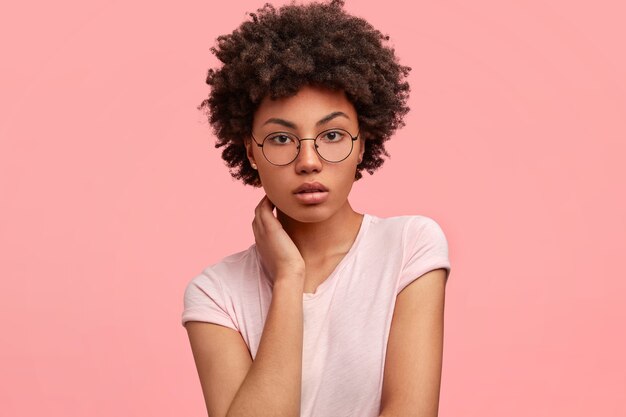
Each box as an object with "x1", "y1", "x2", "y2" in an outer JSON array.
[{"x1": 253, "y1": 85, "x2": 357, "y2": 128}]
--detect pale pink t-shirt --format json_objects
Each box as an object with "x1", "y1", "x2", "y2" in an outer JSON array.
[{"x1": 181, "y1": 213, "x2": 451, "y2": 417}]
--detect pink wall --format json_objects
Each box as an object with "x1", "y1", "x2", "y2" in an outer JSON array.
[{"x1": 1, "y1": 1, "x2": 624, "y2": 416}]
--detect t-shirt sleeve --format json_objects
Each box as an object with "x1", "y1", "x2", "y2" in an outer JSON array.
[
  {"x1": 181, "y1": 269, "x2": 239, "y2": 331},
  {"x1": 397, "y1": 216, "x2": 451, "y2": 295}
]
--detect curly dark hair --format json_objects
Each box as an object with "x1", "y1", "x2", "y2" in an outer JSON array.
[{"x1": 198, "y1": 0, "x2": 411, "y2": 187}]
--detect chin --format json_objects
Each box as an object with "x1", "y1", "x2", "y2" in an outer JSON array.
[{"x1": 277, "y1": 203, "x2": 333, "y2": 223}]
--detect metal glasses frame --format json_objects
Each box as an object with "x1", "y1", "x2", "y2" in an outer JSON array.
[{"x1": 249, "y1": 128, "x2": 360, "y2": 166}]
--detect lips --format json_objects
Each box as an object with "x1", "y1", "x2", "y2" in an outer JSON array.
[{"x1": 293, "y1": 181, "x2": 329, "y2": 194}]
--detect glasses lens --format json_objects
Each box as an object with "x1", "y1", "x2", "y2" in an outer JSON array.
[
  {"x1": 316, "y1": 129, "x2": 353, "y2": 162},
  {"x1": 262, "y1": 129, "x2": 354, "y2": 165},
  {"x1": 263, "y1": 132, "x2": 300, "y2": 165}
]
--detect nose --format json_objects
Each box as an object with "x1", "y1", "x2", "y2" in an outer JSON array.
[{"x1": 294, "y1": 138, "x2": 322, "y2": 173}]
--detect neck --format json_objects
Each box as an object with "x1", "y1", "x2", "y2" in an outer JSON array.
[{"x1": 276, "y1": 201, "x2": 364, "y2": 264}]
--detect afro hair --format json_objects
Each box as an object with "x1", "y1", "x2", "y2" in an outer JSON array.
[{"x1": 198, "y1": 0, "x2": 411, "y2": 187}]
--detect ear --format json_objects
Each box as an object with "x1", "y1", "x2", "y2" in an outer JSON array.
[
  {"x1": 357, "y1": 134, "x2": 366, "y2": 164},
  {"x1": 244, "y1": 136, "x2": 258, "y2": 168}
]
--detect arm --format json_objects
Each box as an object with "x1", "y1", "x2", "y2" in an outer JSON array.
[
  {"x1": 226, "y1": 276, "x2": 304, "y2": 417},
  {"x1": 379, "y1": 268, "x2": 448, "y2": 417},
  {"x1": 186, "y1": 275, "x2": 304, "y2": 417}
]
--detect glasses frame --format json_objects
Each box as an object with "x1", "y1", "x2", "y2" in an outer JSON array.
[{"x1": 250, "y1": 128, "x2": 360, "y2": 166}]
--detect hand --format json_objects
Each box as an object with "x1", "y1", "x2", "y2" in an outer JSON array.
[{"x1": 252, "y1": 195, "x2": 305, "y2": 284}]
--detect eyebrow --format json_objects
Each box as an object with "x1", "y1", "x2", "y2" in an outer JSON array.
[{"x1": 262, "y1": 111, "x2": 350, "y2": 129}]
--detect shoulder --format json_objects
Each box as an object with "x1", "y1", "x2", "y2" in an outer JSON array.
[
  {"x1": 367, "y1": 213, "x2": 446, "y2": 239},
  {"x1": 182, "y1": 244, "x2": 259, "y2": 329},
  {"x1": 385, "y1": 213, "x2": 451, "y2": 294},
  {"x1": 185, "y1": 244, "x2": 259, "y2": 296},
  {"x1": 404, "y1": 214, "x2": 448, "y2": 238},
  {"x1": 209, "y1": 244, "x2": 257, "y2": 278},
  {"x1": 399, "y1": 214, "x2": 449, "y2": 255}
]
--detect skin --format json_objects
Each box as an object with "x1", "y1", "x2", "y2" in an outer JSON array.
[{"x1": 244, "y1": 84, "x2": 366, "y2": 288}]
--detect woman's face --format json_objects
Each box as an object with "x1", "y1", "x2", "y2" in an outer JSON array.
[{"x1": 245, "y1": 85, "x2": 365, "y2": 223}]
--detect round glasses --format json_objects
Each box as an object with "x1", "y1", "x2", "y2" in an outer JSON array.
[{"x1": 250, "y1": 128, "x2": 360, "y2": 166}]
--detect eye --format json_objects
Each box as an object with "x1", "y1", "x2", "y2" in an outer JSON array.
[
  {"x1": 267, "y1": 133, "x2": 295, "y2": 145},
  {"x1": 320, "y1": 130, "x2": 346, "y2": 142}
]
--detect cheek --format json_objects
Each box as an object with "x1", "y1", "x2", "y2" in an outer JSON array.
[
  {"x1": 259, "y1": 174, "x2": 289, "y2": 203},
  {"x1": 334, "y1": 165, "x2": 359, "y2": 192}
]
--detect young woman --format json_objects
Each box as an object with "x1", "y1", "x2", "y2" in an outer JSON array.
[{"x1": 181, "y1": 1, "x2": 451, "y2": 416}]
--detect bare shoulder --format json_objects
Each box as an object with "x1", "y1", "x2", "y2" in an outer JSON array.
[{"x1": 185, "y1": 321, "x2": 253, "y2": 417}]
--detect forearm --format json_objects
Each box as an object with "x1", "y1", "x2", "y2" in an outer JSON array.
[{"x1": 227, "y1": 276, "x2": 304, "y2": 417}]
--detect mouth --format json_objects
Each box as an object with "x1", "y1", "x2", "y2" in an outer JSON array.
[
  {"x1": 293, "y1": 190, "x2": 329, "y2": 204},
  {"x1": 292, "y1": 181, "x2": 329, "y2": 194},
  {"x1": 296, "y1": 189, "x2": 326, "y2": 194}
]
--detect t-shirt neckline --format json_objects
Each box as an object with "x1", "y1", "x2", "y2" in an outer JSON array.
[
  {"x1": 302, "y1": 213, "x2": 371, "y2": 300},
  {"x1": 254, "y1": 213, "x2": 372, "y2": 301}
]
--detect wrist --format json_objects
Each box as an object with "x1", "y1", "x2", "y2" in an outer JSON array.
[{"x1": 274, "y1": 270, "x2": 305, "y2": 287}]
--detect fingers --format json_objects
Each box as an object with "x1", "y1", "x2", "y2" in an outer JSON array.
[
  {"x1": 262, "y1": 195, "x2": 274, "y2": 208},
  {"x1": 253, "y1": 195, "x2": 276, "y2": 230},
  {"x1": 254, "y1": 195, "x2": 272, "y2": 211}
]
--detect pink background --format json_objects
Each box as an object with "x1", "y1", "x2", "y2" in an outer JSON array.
[{"x1": 1, "y1": 0, "x2": 625, "y2": 416}]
